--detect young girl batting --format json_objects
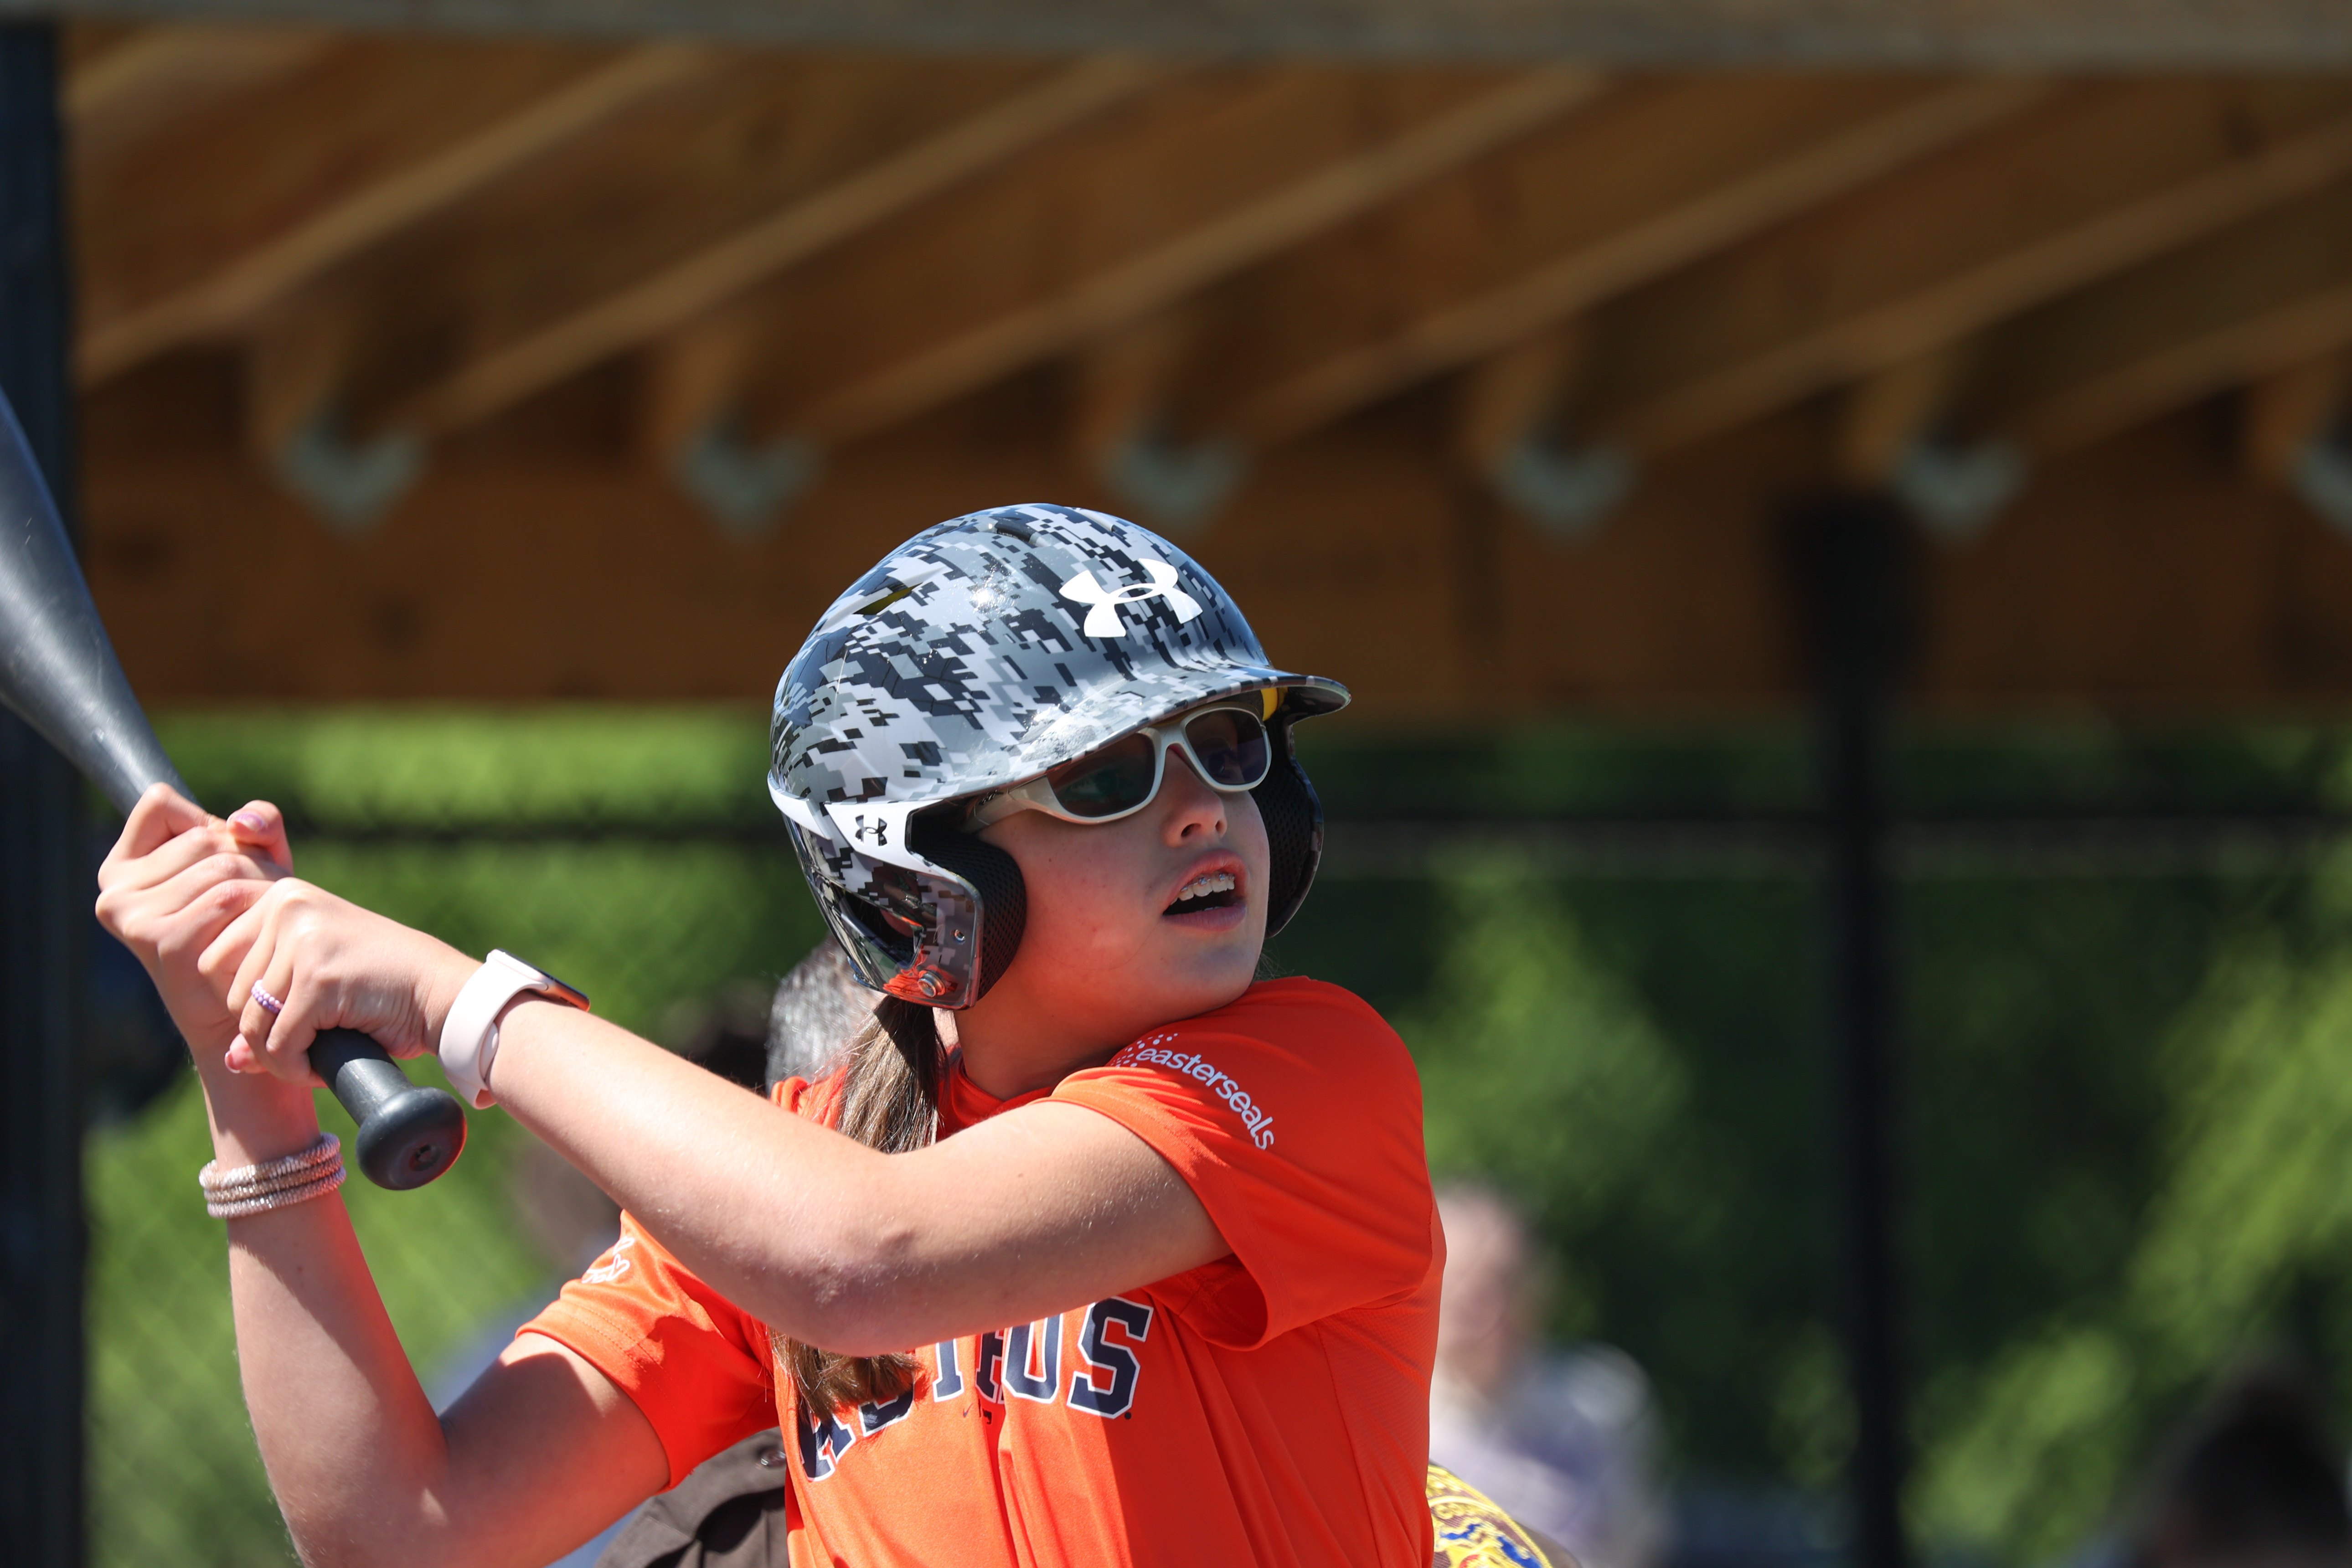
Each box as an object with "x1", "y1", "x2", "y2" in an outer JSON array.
[{"x1": 98, "y1": 504, "x2": 1547, "y2": 1568}]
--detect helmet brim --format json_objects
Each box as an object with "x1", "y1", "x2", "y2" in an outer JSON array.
[{"x1": 993, "y1": 670, "x2": 1349, "y2": 790}]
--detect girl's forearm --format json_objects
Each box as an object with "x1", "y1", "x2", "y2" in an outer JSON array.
[
  {"x1": 486, "y1": 996, "x2": 892, "y2": 1341},
  {"x1": 225, "y1": 1200, "x2": 452, "y2": 1565},
  {"x1": 197, "y1": 1067, "x2": 456, "y2": 1568},
  {"x1": 201, "y1": 1060, "x2": 662, "y2": 1568},
  {"x1": 484, "y1": 997, "x2": 1221, "y2": 1352}
]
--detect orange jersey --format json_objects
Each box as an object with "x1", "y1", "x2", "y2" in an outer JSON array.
[{"x1": 524, "y1": 976, "x2": 1441, "y2": 1568}]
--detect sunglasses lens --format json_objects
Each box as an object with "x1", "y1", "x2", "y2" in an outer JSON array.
[
  {"x1": 1183, "y1": 709, "x2": 1272, "y2": 789},
  {"x1": 1043, "y1": 732, "x2": 1160, "y2": 818}
]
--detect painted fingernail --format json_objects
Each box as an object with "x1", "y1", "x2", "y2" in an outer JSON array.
[{"x1": 229, "y1": 810, "x2": 269, "y2": 834}]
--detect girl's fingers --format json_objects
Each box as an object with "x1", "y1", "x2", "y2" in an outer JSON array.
[
  {"x1": 242, "y1": 957, "x2": 321, "y2": 1087},
  {"x1": 203, "y1": 897, "x2": 272, "y2": 992},
  {"x1": 235, "y1": 962, "x2": 293, "y2": 1068},
  {"x1": 110, "y1": 783, "x2": 209, "y2": 864},
  {"x1": 143, "y1": 855, "x2": 279, "y2": 956},
  {"x1": 223, "y1": 892, "x2": 288, "y2": 1061},
  {"x1": 106, "y1": 822, "x2": 261, "y2": 906},
  {"x1": 223, "y1": 800, "x2": 293, "y2": 871}
]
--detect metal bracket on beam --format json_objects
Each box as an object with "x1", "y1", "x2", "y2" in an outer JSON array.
[
  {"x1": 1098, "y1": 420, "x2": 1244, "y2": 537},
  {"x1": 1488, "y1": 428, "x2": 1633, "y2": 542},
  {"x1": 272, "y1": 407, "x2": 424, "y2": 536},
  {"x1": 2292, "y1": 430, "x2": 2352, "y2": 537},
  {"x1": 674, "y1": 416, "x2": 820, "y2": 540},
  {"x1": 1889, "y1": 435, "x2": 2022, "y2": 545}
]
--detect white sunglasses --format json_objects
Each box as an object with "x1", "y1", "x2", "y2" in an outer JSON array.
[{"x1": 965, "y1": 697, "x2": 1276, "y2": 830}]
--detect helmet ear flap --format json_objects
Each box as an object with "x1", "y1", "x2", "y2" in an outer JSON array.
[
  {"x1": 908, "y1": 814, "x2": 1028, "y2": 1004},
  {"x1": 1252, "y1": 720, "x2": 1326, "y2": 937}
]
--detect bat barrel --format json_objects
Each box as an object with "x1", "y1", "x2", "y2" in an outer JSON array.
[
  {"x1": 0, "y1": 394, "x2": 186, "y2": 816},
  {"x1": 0, "y1": 387, "x2": 465, "y2": 1190}
]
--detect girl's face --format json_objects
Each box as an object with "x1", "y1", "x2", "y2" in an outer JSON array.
[{"x1": 960, "y1": 748, "x2": 1270, "y2": 1065}]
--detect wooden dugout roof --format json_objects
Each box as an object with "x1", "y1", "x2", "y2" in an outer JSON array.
[{"x1": 54, "y1": 15, "x2": 2352, "y2": 720}]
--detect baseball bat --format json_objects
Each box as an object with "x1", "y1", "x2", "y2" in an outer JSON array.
[{"x1": 0, "y1": 390, "x2": 464, "y2": 1190}]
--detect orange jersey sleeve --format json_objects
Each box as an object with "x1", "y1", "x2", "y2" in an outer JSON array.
[
  {"x1": 1051, "y1": 975, "x2": 1435, "y2": 1346},
  {"x1": 522, "y1": 1198, "x2": 780, "y2": 1488}
]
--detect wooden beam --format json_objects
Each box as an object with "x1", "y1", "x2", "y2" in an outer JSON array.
[
  {"x1": 1068, "y1": 309, "x2": 1199, "y2": 475},
  {"x1": 1836, "y1": 347, "x2": 1965, "y2": 485},
  {"x1": 78, "y1": 41, "x2": 715, "y2": 384},
  {"x1": 1962, "y1": 176, "x2": 2352, "y2": 457},
  {"x1": 1455, "y1": 326, "x2": 1580, "y2": 473},
  {"x1": 67, "y1": 22, "x2": 331, "y2": 169},
  {"x1": 393, "y1": 56, "x2": 1162, "y2": 437},
  {"x1": 23, "y1": 0, "x2": 2352, "y2": 68},
  {"x1": 768, "y1": 65, "x2": 1607, "y2": 449},
  {"x1": 638, "y1": 305, "x2": 763, "y2": 466},
  {"x1": 1214, "y1": 75, "x2": 2043, "y2": 448},
  {"x1": 2244, "y1": 357, "x2": 2345, "y2": 484},
  {"x1": 243, "y1": 301, "x2": 343, "y2": 460},
  {"x1": 1582, "y1": 81, "x2": 2352, "y2": 460},
  {"x1": 1975, "y1": 202, "x2": 2352, "y2": 460}
]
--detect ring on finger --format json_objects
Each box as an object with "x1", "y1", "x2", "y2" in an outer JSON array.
[{"x1": 250, "y1": 981, "x2": 284, "y2": 1017}]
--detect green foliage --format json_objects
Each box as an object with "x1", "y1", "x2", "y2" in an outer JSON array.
[
  {"x1": 1404, "y1": 865, "x2": 1687, "y2": 1234},
  {"x1": 1914, "y1": 889, "x2": 2352, "y2": 1563},
  {"x1": 157, "y1": 705, "x2": 777, "y2": 830},
  {"x1": 1289, "y1": 721, "x2": 2352, "y2": 1566},
  {"x1": 92, "y1": 708, "x2": 2352, "y2": 1568}
]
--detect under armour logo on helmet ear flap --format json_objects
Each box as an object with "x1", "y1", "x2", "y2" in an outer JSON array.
[{"x1": 1058, "y1": 559, "x2": 1204, "y2": 639}]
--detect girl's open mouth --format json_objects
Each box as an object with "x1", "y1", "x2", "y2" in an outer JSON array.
[{"x1": 1165, "y1": 871, "x2": 1241, "y2": 915}]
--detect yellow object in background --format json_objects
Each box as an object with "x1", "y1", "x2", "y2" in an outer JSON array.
[{"x1": 1429, "y1": 1463, "x2": 1559, "y2": 1568}]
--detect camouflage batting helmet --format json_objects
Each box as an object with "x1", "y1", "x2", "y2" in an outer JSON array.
[{"x1": 769, "y1": 502, "x2": 1348, "y2": 1009}]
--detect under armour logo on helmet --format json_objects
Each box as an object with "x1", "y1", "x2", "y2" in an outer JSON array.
[{"x1": 1058, "y1": 560, "x2": 1204, "y2": 639}]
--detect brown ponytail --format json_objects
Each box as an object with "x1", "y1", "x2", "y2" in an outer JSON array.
[{"x1": 778, "y1": 994, "x2": 941, "y2": 1414}]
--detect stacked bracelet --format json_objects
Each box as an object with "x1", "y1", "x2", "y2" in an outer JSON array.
[{"x1": 198, "y1": 1133, "x2": 346, "y2": 1219}]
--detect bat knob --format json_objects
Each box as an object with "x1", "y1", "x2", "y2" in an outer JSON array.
[{"x1": 310, "y1": 1028, "x2": 468, "y2": 1190}]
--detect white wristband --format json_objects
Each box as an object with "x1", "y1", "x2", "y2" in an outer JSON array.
[{"x1": 438, "y1": 950, "x2": 590, "y2": 1109}]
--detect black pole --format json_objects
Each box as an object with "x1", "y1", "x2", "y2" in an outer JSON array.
[
  {"x1": 1793, "y1": 492, "x2": 1911, "y2": 1568},
  {"x1": 0, "y1": 22, "x2": 85, "y2": 1568}
]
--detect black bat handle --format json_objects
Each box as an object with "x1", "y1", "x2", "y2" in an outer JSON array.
[{"x1": 309, "y1": 1029, "x2": 468, "y2": 1190}]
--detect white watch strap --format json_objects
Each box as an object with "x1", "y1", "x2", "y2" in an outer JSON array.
[{"x1": 438, "y1": 950, "x2": 562, "y2": 1109}]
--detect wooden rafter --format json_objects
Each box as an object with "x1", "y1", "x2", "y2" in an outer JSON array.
[
  {"x1": 1836, "y1": 348, "x2": 1968, "y2": 484},
  {"x1": 2243, "y1": 357, "x2": 2346, "y2": 483},
  {"x1": 757, "y1": 65, "x2": 1607, "y2": 449},
  {"x1": 1578, "y1": 80, "x2": 2352, "y2": 459},
  {"x1": 78, "y1": 41, "x2": 716, "y2": 384},
  {"x1": 1204, "y1": 74, "x2": 2045, "y2": 448},
  {"x1": 391, "y1": 56, "x2": 1163, "y2": 437},
  {"x1": 1966, "y1": 180, "x2": 2352, "y2": 456},
  {"x1": 1455, "y1": 327, "x2": 1580, "y2": 472},
  {"x1": 67, "y1": 23, "x2": 332, "y2": 170}
]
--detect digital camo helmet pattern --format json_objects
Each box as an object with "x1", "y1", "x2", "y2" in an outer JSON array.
[{"x1": 770, "y1": 502, "x2": 1348, "y2": 1009}]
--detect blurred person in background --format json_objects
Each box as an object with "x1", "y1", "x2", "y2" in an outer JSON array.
[
  {"x1": 2106, "y1": 1364, "x2": 2352, "y2": 1568},
  {"x1": 1432, "y1": 1182, "x2": 1669, "y2": 1568},
  {"x1": 762, "y1": 942, "x2": 875, "y2": 1089},
  {"x1": 596, "y1": 943, "x2": 876, "y2": 1568}
]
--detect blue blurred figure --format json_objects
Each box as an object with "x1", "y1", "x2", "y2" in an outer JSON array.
[{"x1": 1430, "y1": 1182, "x2": 1669, "y2": 1568}]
